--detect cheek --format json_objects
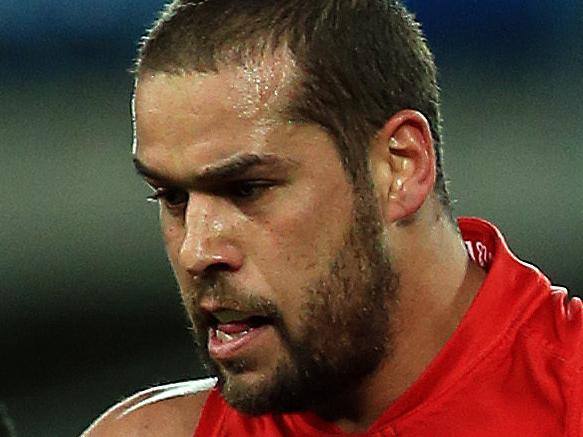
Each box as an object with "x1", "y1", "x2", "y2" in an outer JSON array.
[
  {"x1": 161, "y1": 222, "x2": 184, "y2": 266},
  {"x1": 162, "y1": 223, "x2": 194, "y2": 308},
  {"x1": 284, "y1": 187, "x2": 351, "y2": 256},
  {"x1": 257, "y1": 186, "x2": 353, "y2": 290}
]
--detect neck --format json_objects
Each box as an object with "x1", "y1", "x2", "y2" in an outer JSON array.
[{"x1": 329, "y1": 212, "x2": 486, "y2": 433}]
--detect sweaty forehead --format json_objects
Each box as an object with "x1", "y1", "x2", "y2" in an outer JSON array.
[
  {"x1": 133, "y1": 50, "x2": 304, "y2": 168},
  {"x1": 224, "y1": 47, "x2": 299, "y2": 118},
  {"x1": 135, "y1": 48, "x2": 298, "y2": 126}
]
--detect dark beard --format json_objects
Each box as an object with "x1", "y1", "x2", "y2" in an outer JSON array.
[{"x1": 189, "y1": 184, "x2": 399, "y2": 417}]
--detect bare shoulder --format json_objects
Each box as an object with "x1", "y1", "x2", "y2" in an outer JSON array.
[{"x1": 81, "y1": 378, "x2": 217, "y2": 437}]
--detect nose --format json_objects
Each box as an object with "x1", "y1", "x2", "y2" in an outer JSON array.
[{"x1": 177, "y1": 194, "x2": 244, "y2": 278}]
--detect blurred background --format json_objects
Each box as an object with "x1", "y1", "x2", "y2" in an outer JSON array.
[{"x1": 1, "y1": 0, "x2": 581, "y2": 435}]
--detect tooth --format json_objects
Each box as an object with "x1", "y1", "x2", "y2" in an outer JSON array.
[{"x1": 216, "y1": 330, "x2": 234, "y2": 342}]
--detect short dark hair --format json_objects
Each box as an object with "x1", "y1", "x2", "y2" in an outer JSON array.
[{"x1": 135, "y1": 0, "x2": 451, "y2": 211}]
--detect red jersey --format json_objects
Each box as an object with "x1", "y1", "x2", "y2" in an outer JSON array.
[{"x1": 194, "y1": 218, "x2": 583, "y2": 436}]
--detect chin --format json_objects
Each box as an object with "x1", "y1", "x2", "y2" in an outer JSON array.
[{"x1": 218, "y1": 368, "x2": 280, "y2": 415}]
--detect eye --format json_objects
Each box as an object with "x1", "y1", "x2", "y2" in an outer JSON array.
[
  {"x1": 147, "y1": 188, "x2": 188, "y2": 209},
  {"x1": 224, "y1": 180, "x2": 273, "y2": 200}
]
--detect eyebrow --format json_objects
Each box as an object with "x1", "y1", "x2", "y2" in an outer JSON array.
[{"x1": 133, "y1": 152, "x2": 299, "y2": 188}]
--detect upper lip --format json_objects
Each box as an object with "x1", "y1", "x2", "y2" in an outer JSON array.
[
  {"x1": 200, "y1": 299, "x2": 246, "y2": 315},
  {"x1": 200, "y1": 300, "x2": 262, "y2": 321},
  {"x1": 199, "y1": 299, "x2": 274, "y2": 327}
]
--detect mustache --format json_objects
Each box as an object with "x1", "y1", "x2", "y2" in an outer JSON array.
[
  {"x1": 188, "y1": 276, "x2": 283, "y2": 323},
  {"x1": 187, "y1": 278, "x2": 287, "y2": 355}
]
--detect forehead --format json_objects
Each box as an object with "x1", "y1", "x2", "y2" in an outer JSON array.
[
  {"x1": 135, "y1": 48, "x2": 299, "y2": 124},
  {"x1": 133, "y1": 52, "x2": 300, "y2": 165}
]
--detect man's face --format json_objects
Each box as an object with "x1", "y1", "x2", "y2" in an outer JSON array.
[{"x1": 133, "y1": 60, "x2": 398, "y2": 415}]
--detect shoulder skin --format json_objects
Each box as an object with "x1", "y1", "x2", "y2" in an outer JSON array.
[{"x1": 81, "y1": 378, "x2": 216, "y2": 437}]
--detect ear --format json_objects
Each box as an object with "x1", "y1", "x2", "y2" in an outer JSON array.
[{"x1": 368, "y1": 110, "x2": 436, "y2": 224}]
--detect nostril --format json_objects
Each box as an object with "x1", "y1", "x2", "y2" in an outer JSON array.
[{"x1": 204, "y1": 262, "x2": 234, "y2": 275}]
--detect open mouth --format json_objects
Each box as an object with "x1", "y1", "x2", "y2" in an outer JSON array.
[{"x1": 206, "y1": 309, "x2": 275, "y2": 360}]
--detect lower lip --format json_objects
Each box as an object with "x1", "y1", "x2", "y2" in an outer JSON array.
[{"x1": 208, "y1": 325, "x2": 272, "y2": 361}]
